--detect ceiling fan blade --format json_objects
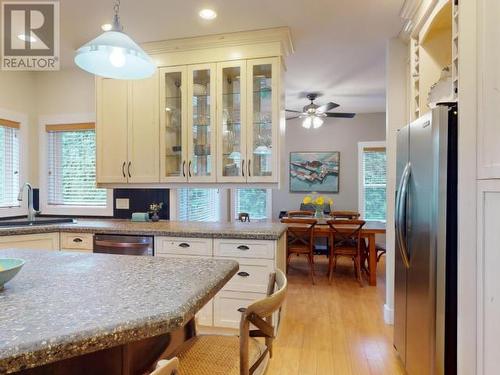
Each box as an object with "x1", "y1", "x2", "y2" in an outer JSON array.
[
  {"x1": 316, "y1": 102, "x2": 340, "y2": 113},
  {"x1": 285, "y1": 109, "x2": 302, "y2": 113},
  {"x1": 286, "y1": 115, "x2": 301, "y2": 120},
  {"x1": 325, "y1": 112, "x2": 356, "y2": 118}
]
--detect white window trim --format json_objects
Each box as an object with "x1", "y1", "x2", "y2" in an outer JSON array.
[
  {"x1": 358, "y1": 141, "x2": 386, "y2": 221},
  {"x1": 39, "y1": 113, "x2": 113, "y2": 216},
  {"x1": 230, "y1": 188, "x2": 272, "y2": 223},
  {"x1": 0, "y1": 108, "x2": 28, "y2": 218},
  {"x1": 169, "y1": 188, "x2": 228, "y2": 222}
]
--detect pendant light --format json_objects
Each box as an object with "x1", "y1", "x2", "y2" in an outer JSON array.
[{"x1": 74, "y1": 0, "x2": 155, "y2": 80}]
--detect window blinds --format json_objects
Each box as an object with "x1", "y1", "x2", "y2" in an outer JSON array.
[
  {"x1": 47, "y1": 127, "x2": 107, "y2": 206},
  {"x1": 235, "y1": 188, "x2": 268, "y2": 221},
  {"x1": 362, "y1": 148, "x2": 387, "y2": 221},
  {"x1": 0, "y1": 123, "x2": 20, "y2": 208},
  {"x1": 176, "y1": 188, "x2": 220, "y2": 222}
]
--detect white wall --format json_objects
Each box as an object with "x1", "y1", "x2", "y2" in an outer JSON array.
[
  {"x1": 385, "y1": 38, "x2": 409, "y2": 325},
  {"x1": 272, "y1": 113, "x2": 386, "y2": 219}
]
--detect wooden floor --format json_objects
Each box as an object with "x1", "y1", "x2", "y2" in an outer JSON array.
[{"x1": 266, "y1": 255, "x2": 406, "y2": 375}]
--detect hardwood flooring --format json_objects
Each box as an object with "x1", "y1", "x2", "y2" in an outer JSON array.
[{"x1": 266, "y1": 255, "x2": 406, "y2": 375}]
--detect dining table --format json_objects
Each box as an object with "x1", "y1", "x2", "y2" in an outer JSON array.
[{"x1": 282, "y1": 217, "x2": 386, "y2": 286}]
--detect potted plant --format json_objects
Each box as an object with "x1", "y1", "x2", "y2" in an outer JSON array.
[
  {"x1": 302, "y1": 194, "x2": 333, "y2": 218},
  {"x1": 148, "y1": 202, "x2": 164, "y2": 222}
]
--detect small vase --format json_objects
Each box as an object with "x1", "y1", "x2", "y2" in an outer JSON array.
[
  {"x1": 151, "y1": 213, "x2": 160, "y2": 222},
  {"x1": 314, "y1": 207, "x2": 324, "y2": 219}
]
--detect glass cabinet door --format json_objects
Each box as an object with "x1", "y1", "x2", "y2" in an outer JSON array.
[
  {"x1": 187, "y1": 64, "x2": 216, "y2": 182},
  {"x1": 247, "y1": 58, "x2": 278, "y2": 182},
  {"x1": 160, "y1": 66, "x2": 187, "y2": 182},
  {"x1": 217, "y1": 61, "x2": 247, "y2": 182}
]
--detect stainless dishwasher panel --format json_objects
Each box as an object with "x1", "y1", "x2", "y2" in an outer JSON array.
[{"x1": 93, "y1": 234, "x2": 154, "y2": 256}]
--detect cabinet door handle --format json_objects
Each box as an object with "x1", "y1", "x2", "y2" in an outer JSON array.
[
  {"x1": 237, "y1": 245, "x2": 250, "y2": 251},
  {"x1": 237, "y1": 271, "x2": 250, "y2": 277},
  {"x1": 73, "y1": 238, "x2": 83, "y2": 243},
  {"x1": 178, "y1": 243, "x2": 190, "y2": 248},
  {"x1": 182, "y1": 161, "x2": 186, "y2": 177},
  {"x1": 248, "y1": 159, "x2": 251, "y2": 177},
  {"x1": 188, "y1": 160, "x2": 192, "y2": 178},
  {"x1": 122, "y1": 162, "x2": 126, "y2": 178},
  {"x1": 242, "y1": 159, "x2": 245, "y2": 177},
  {"x1": 127, "y1": 162, "x2": 132, "y2": 178},
  {"x1": 237, "y1": 307, "x2": 247, "y2": 313}
]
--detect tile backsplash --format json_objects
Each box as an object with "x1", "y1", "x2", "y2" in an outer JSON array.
[{"x1": 113, "y1": 189, "x2": 169, "y2": 219}]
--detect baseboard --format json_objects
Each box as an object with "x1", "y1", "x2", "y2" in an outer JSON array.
[{"x1": 384, "y1": 304, "x2": 394, "y2": 325}]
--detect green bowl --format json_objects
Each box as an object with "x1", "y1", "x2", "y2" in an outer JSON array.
[{"x1": 0, "y1": 258, "x2": 25, "y2": 289}]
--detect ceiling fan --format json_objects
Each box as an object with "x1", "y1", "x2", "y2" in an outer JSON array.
[{"x1": 286, "y1": 93, "x2": 356, "y2": 129}]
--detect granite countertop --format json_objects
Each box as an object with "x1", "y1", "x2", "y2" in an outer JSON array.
[
  {"x1": 0, "y1": 219, "x2": 287, "y2": 240},
  {"x1": 0, "y1": 249, "x2": 238, "y2": 374}
]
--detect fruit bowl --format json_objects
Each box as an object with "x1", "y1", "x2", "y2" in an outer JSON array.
[{"x1": 0, "y1": 258, "x2": 25, "y2": 289}]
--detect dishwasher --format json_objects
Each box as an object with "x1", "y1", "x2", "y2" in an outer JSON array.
[{"x1": 93, "y1": 234, "x2": 154, "y2": 256}]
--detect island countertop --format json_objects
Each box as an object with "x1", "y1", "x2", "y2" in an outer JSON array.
[
  {"x1": 0, "y1": 219, "x2": 287, "y2": 240},
  {"x1": 0, "y1": 249, "x2": 238, "y2": 374}
]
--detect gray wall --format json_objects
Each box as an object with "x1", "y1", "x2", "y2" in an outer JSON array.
[{"x1": 272, "y1": 112, "x2": 386, "y2": 219}]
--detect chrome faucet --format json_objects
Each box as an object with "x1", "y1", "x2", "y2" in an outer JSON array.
[{"x1": 18, "y1": 183, "x2": 38, "y2": 221}]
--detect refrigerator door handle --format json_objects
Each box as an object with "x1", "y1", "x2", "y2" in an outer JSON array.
[{"x1": 396, "y1": 162, "x2": 411, "y2": 269}]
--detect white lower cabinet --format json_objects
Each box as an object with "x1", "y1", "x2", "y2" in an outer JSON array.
[
  {"x1": 60, "y1": 232, "x2": 93, "y2": 252},
  {"x1": 214, "y1": 290, "x2": 265, "y2": 329},
  {"x1": 154, "y1": 235, "x2": 281, "y2": 331},
  {"x1": 0, "y1": 233, "x2": 60, "y2": 250}
]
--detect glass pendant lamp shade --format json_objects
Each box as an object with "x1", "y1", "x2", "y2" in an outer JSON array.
[{"x1": 74, "y1": 0, "x2": 155, "y2": 80}]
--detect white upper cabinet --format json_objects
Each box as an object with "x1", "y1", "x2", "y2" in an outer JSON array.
[
  {"x1": 98, "y1": 28, "x2": 292, "y2": 187},
  {"x1": 96, "y1": 73, "x2": 159, "y2": 184},
  {"x1": 477, "y1": 0, "x2": 500, "y2": 179},
  {"x1": 217, "y1": 60, "x2": 247, "y2": 183}
]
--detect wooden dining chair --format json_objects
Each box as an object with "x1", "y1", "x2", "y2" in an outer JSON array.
[
  {"x1": 330, "y1": 210, "x2": 361, "y2": 220},
  {"x1": 287, "y1": 210, "x2": 314, "y2": 218},
  {"x1": 157, "y1": 270, "x2": 288, "y2": 375},
  {"x1": 281, "y1": 218, "x2": 317, "y2": 284},
  {"x1": 326, "y1": 219, "x2": 366, "y2": 286}
]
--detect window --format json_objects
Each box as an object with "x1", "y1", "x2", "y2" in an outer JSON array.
[
  {"x1": 46, "y1": 123, "x2": 107, "y2": 206},
  {"x1": 359, "y1": 142, "x2": 386, "y2": 221},
  {"x1": 0, "y1": 119, "x2": 20, "y2": 208},
  {"x1": 234, "y1": 188, "x2": 271, "y2": 222},
  {"x1": 176, "y1": 188, "x2": 221, "y2": 222}
]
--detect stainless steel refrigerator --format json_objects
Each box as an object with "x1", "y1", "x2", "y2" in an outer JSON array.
[{"x1": 394, "y1": 104, "x2": 457, "y2": 375}]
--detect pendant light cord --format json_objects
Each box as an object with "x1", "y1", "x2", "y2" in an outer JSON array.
[{"x1": 112, "y1": 0, "x2": 123, "y2": 31}]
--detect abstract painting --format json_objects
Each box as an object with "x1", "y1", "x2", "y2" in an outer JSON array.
[{"x1": 289, "y1": 151, "x2": 340, "y2": 193}]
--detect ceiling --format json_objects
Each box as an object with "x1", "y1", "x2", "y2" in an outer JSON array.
[{"x1": 60, "y1": 0, "x2": 404, "y2": 113}]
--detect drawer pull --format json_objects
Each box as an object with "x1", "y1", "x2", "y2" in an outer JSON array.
[
  {"x1": 237, "y1": 245, "x2": 250, "y2": 251},
  {"x1": 178, "y1": 243, "x2": 190, "y2": 248},
  {"x1": 72, "y1": 238, "x2": 83, "y2": 243},
  {"x1": 237, "y1": 271, "x2": 250, "y2": 277},
  {"x1": 237, "y1": 307, "x2": 247, "y2": 313}
]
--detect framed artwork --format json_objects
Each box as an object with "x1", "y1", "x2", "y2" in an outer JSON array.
[{"x1": 289, "y1": 151, "x2": 340, "y2": 193}]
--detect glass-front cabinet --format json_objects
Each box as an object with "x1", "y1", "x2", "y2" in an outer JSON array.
[
  {"x1": 217, "y1": 61, "x2": 247, "y2": 182},
  {"x1": 187, "y1": 64, "x2": 216, "y2": 182},
  {"x1": 246, "y1": 58, "x2": 278, "y2": 182},
  {"x1": 160, "y1": 66, "x2": 187, "y2": 182}
]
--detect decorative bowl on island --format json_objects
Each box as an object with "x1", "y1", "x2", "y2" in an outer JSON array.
[{"x1": 0, "y1": 258, "x2": 25, "y2": 289}]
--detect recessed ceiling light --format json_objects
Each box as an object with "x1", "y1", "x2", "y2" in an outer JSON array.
[
  {"x1": 17, "y1": 34, "x2": 36, "y2": 42},
  {"x1": 199, "y1": 9, "x2": 217, "y2": 20},
  {"x1": 101, "y1": 23, "x2": 113, "y2": 31}
]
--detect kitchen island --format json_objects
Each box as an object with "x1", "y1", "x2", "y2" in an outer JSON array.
[{"x1": 0, "y1": 249, "x2": 238, "y2": 374}]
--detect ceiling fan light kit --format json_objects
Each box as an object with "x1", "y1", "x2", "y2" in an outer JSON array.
[
  {"x1": 286, "y1": 92, "x2": 356, "y2": 129},
  {"x1": 75, "y1": 0, "x2": 155, "y2": 80}
]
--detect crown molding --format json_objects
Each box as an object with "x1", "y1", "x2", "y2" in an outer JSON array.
[{"x1": 142, "y1": 27, "x2": 294, "y2": 57}]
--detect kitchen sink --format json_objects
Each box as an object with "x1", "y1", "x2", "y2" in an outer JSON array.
[{"x1": 0, "y1": 218, "x2": 76, "y2": 227}]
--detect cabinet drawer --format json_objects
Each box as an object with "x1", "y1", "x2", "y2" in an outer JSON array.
[
  {"x1": 214, "y1": 239, "x2": 274, "y2": 259},
  {"x1": 221, "y1": 258, "x2": 274, "y2": 293},
  {"x1": 155, "y1": 237, "x2": 213, "y2": 256},
  {"x1": 214, "y1": 290, "x2": 265, "y2": 329},
  {"x1": 60, "y1": 233, "x2": 93, "y2": 251}
]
